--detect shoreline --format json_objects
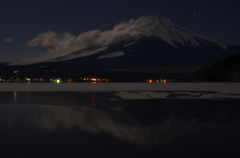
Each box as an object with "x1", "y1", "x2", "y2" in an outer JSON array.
[{"x1": 0, "y1": 83, "x2": 239, "y2": 93}]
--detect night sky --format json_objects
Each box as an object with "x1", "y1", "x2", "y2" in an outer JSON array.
[{"x1": 0, "y1": 0, "x2": 239, "y2": 62}]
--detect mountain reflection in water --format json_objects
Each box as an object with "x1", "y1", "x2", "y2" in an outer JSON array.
[
  {"x1": 0, "y1": 92, "x2": 240, "y2": 156},
  {"x1": 32, "y1": 105, "x2": 202, "y2": 145}
]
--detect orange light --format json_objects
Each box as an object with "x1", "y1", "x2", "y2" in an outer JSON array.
[
  {"x1": 146, "y1": 79, "x2": 153, "y2": 84},
  {"x1": 155, "y1": 80, "x2": 160, "y2": 83},
  {"x1": 102, "y1": 79, "x2": 109, "y2": 82},
  {"x1": 90, "y1": 78, "x2": 97, "y2": 82},
  {"x1": 67, "y1": 78, "x2": 73, "y2": 83},
  {"x1": 162, "y1": 79, "x2": 168, "y2": 84}
]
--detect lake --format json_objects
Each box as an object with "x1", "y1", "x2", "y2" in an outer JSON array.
[{"x1": 0, "y1": 83, "x2": 240, "y2": 157}]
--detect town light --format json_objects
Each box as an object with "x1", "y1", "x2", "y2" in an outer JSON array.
[
  {"x1": 146, "y1": 79, "x2": 153, "y2": 84},
  {"x1": 67, "y1": 78, "x2": 73, "y2": 83},
  {"x1": 54, "y1": 78, "x2": 62, "y2": 84},
  {"x1": 25, "y1": 78, "x2": 31, "y2": 82}
]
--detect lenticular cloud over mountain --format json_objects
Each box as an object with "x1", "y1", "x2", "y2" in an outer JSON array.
[{"x1": 15, "y1": 16, "x2": 226, "y2": 65}]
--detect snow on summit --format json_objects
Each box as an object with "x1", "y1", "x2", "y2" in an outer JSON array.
[{"x1": 122, "y1": 16, "x2": 225, "y2": 48}]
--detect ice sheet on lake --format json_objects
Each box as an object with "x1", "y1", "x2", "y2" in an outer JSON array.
[
  {"x1": 0, "y1": 83, "x2": 239, "y2": 92},
  {"x1": 114, "y1": 91, "x2": 240, "y2": 100},
  {"x1": 0, "y1": 83, "x2": 240, "y2": 100}
]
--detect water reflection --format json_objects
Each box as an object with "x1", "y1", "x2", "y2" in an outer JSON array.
[
  {"x1": 0, "y1": 92, "x2": 240, "y2": 156},
  {"x1": 31, "y1": 105, "x2": 204, "y2": 145},
  {"x1": 13, "y1": 91, "x2": 17, "y2": 103},
  {"x1": 0, "y1": 103, "x2": 202, "y2": 146}
]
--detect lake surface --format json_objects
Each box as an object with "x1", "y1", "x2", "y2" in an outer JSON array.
[{"x1": 0, "y1": 90, "x2": 240, "y2": 157}]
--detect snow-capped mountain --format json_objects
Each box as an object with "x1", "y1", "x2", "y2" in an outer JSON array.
[
  {"x1": 12, "y1": 15, "x2": 229, "y2": 65},
  {"x1": 2, "y1": 15, "x2": 239, "y2": 82}
]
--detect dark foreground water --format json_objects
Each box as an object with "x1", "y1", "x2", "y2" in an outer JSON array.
[{"x1": 0, "y1": 92, "x2": 240, "y2": 157}]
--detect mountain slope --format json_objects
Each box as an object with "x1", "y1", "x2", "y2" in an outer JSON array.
[{"x1": 195, "y1": 52, "x2": 240, "y2": 81}]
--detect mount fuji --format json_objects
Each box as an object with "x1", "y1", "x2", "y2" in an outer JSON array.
[{"x1": 1, "y1": 16, "x2": 240, "y2": 81}]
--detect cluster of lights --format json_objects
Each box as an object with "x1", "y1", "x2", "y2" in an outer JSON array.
[
  {"x1": 0, "y1": 77, "x2": 111, "y2": 83},
  {"x1": 82, "y1": 77, "x2": 109, "y2": 83},
  {"x1": 0, "y1": 76, "x2": 170, "y2": 84},
  {"x1": 146, "y1": 79, "x2": 168, "y2": 84}
]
